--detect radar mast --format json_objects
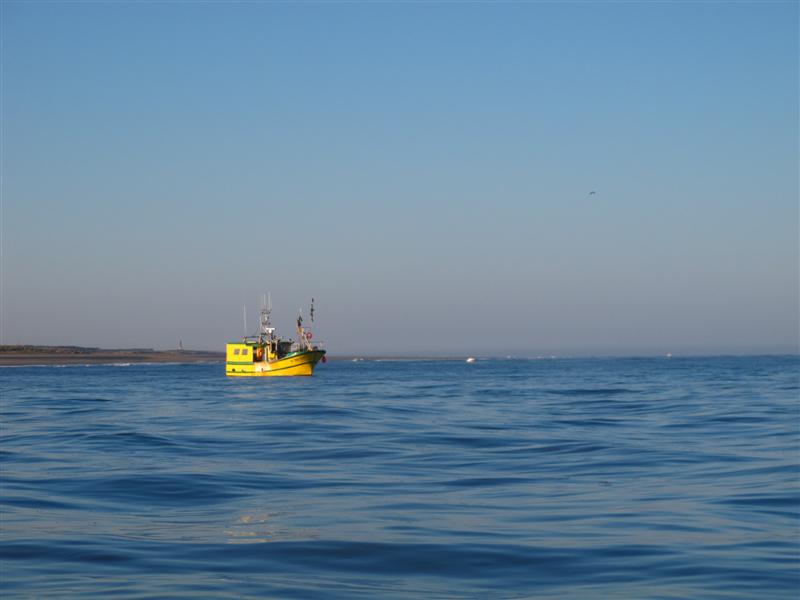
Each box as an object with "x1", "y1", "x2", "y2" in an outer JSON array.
[{"x1": 260, "y1": 292, "x2": 275, "y2": 342}]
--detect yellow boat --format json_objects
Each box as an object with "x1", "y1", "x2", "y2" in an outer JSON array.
[{"x1": 226, "y1": 298, "x2": 326, "y2": 377}]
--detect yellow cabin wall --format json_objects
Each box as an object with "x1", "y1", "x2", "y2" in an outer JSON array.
[{"x1": 226, "y1": 343, "x2": 255, "y2": 363}]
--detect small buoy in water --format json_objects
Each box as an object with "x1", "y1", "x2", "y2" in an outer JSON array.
[{"x1": 466, "y1": 357, "x2": 476, "y2": 363}]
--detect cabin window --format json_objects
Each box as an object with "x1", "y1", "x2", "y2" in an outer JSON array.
[
  {"x1": 233, "y1": 348, "x2": 240, "y2": 355},
  {"x1": 242, "y1": 348, "x2": 248, "y2": 355}
]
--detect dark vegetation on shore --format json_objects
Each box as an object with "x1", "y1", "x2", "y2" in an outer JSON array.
[{"x1": 0, "y1": 345, "x2": 159, "y2": 354}]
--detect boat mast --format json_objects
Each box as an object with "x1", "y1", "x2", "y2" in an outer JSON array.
[
  {"x1": 260, "y1": 292, "x2": 275, "y2": 343},
  {"x1": 296, "y1": 302, "x2": 315, "y2": 352}
]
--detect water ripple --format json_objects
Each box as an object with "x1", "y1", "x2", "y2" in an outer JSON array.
[{"x1": 1, "y1": 356, "x2": 798, "y2": 598}]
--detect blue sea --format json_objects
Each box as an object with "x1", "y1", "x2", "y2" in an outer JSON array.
[{"x1": 1, "y1": 356, "x2": 798, "y2": 598}]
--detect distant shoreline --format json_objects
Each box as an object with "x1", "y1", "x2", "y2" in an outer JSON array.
[
  {"x1": 0, "y1": 352, "x2": 464, "y2": 366},
  {"x1": 0, "y1": 346, "x2": 224, "y2": 366},
  {"x1": 0, "y1": 346, "x2": 468, "y2": 366},
  {"x1": 2, "y1": 345, "x2": 795, "y2": 366}
]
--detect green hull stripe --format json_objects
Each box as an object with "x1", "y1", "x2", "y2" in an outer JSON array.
[
  {"x1": 260, "y1": 360, "x2": 316, "y2": 373},
  {"x1": 227, "y1": 360, "x2": 316, "y2": 373}
]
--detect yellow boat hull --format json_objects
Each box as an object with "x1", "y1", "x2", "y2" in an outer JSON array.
[{"x1": 226, "y1": 349, "x2": 325, "y2": 377}]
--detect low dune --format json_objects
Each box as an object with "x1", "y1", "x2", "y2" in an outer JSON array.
[{"x1": 0, "y1": 346, "x2": 224, "y2": 366}]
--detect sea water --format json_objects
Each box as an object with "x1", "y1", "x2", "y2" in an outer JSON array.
[{"x1": 1, "y1": 356, "x2": 798, "y2": 598}]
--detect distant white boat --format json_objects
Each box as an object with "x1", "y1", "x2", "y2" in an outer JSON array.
[{"x1": 466, "y1": 357, "x2": 476, "y2": 363}]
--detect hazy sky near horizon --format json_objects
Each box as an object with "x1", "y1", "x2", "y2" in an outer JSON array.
[{"x1": 3, "y1": 1, "x2": 798, "y2": 355}]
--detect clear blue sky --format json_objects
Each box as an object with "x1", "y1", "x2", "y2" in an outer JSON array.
[{"x1": 2, "y1": 1, "x2": 798, "y2": 355}]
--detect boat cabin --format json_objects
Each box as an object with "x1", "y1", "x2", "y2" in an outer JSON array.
[
  {"x1": 226, "y1": 340, "x2": 295, "y2": 364},
  {"x1": 227, "y1": 343, "x2": 259, "y2": 364}
]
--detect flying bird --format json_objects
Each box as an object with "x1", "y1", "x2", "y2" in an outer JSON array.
[{"x1": 589, "y1": 191, "x2": 596, "y2": 195}]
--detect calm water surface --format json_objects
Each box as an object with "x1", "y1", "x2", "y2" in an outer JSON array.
[{"x1": 1, "y1": 356, "x2": 798, "y2": 598}]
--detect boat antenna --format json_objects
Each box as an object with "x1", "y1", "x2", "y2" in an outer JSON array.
[{"x1": 310, "y1": 298, "x2": 315, "y2": 323}]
